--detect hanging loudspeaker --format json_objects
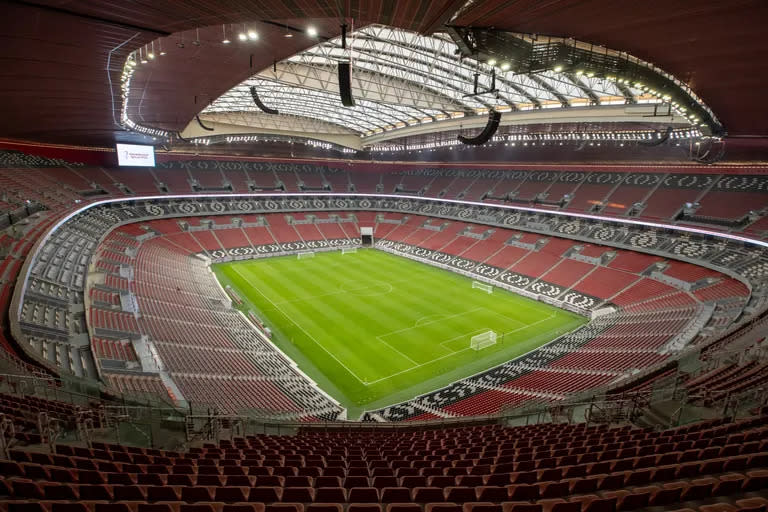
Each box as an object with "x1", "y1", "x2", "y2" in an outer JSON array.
[
  {"x1": 638, "y1": 126, "x2": 673, "y2": 146},
  {"x1": 196, "y1": 115, "x2": 214, "y2": 132},
  {"x1": 458, "y1": 110, "x2": 501, "y2": 145},
  {"x1": 338, "y1": 62, "x2": 355, "y2": 107},
  {"x1": 250, "y1": 86, "x2": 279, "y2": 115}
]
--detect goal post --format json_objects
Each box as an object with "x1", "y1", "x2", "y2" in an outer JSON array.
[
  {"x1": 341, "y1": 247, "x2": 358, "y2": 255},
  {"x1": 297, "y1": 251, "x2": 315, "y2": 259},
  {"x1": 470, "y1": 330, "x2": 497, "y2": 351},
  {"x1": 472, "y1": 281, "x2": 493, "y2": 294}
]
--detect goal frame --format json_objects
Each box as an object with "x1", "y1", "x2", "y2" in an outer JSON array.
[
  {"x1": 472, "y1": 281, "x2": 493, "y2": 294},
  {"x1": 341, "y1": 247, "x2": 358, "y2": 255},
  {"x1": 297, "y1": 251, "x2": 316, "y2": 259},
  {"x1": 470, "y1": 330, "x2": 498, "y2": 351}
]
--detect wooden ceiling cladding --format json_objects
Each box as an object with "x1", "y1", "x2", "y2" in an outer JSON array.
[
  {"x1": 452, "y1": 0, "x2": 768, "y2": 138},
  {"x1": 0, "y1": 0, "x2": 765, "y2": 147},
  {"x1": 20, "y1": 0, "x2": 455, "y2": 32},
  {"x1": 0, "y1": 0, "x2": 460, "y2": 146},
  {"x1": 123, "y1": 19, "x2": 347, "y2": 132}
]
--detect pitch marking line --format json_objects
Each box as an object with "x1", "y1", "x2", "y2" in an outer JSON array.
[
  {"x1": 415, "y1": 314, "x2": 444, "y2": 326},
  {"x1": 270, "y1": 276, "x2": 411, "y2": 306},
  {"x1": 233, "y1": 265, "x2": 563, "y2": 389},
  {"x1": 364, "y1": 347, "x2": 473, "y2": 386},
  {"x1": 379, "y1": 307, "x2": 485, "y2": 338},
  {"x1": 374, "y1": 337, "x2": 419, "y2": 366},
  {"x1": 231, "y1": 266, "x2": 369, "y2": 385},
  {"x1": 368, "y1": 310, "x2": 560, "y2": 386}
]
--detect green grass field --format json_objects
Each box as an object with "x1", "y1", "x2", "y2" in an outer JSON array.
[{"x1": 213, "y1": 249, "x2": 585, "y2": 417}]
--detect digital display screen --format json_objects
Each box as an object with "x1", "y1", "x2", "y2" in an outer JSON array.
[{"x1": 116, "y1": 143, "x2": 155, "y2": 167}]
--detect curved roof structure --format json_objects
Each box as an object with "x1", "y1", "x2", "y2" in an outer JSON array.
[
  {"x1": 0, "y1": 0, "x2": 765, "y2": 153},
  {"x1": 200, "y1": 25, "x2": 645, "y2": 140}
]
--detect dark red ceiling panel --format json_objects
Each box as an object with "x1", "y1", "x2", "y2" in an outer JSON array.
[
  {"x1": 124, "y1": 19, "x2": 345, "y2": 133},
  {"x1": 0, "y1": 0, "x2": 765, "y2": 147},
  {"x1": 0, "y1": 0, "x2": 460, "y2": 145},
  {"x1": 23, "y1": 0, "x2": 452, "y2": 33}
]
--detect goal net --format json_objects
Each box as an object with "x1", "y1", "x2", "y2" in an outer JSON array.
[
  {"x1": 472, "y1": 281, "x2": 493, "y2": 294},
  {"x1": 471, "y1": 331, "x2": 497, "y2": 351},
  {"x1": 341, "y1": 247, "x2": 358, "y2": 255},
  {"x1": 297, "y1": 251, "x2": 315, "y2": 259}
]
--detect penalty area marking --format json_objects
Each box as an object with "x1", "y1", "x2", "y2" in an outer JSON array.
[
  {"x1": 230, "y1": 267, "x2": 566, "y2": 389},
  {"x1": 367, "y1": 309, "x2": 561, "y2": 386},
  {"x1": 415, "y1": 313, "x2": 445, "y2": 326}
]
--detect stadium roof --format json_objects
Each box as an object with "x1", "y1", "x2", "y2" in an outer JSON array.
[
  {"x1": 0, "y1": 0, "x2": 765, "y2": 150},
  {"x1": 200, "y1": 25, "x2": 644, "y2": 139}
]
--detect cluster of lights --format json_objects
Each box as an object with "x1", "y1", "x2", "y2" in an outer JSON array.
[
  {"x1": 123, "y1": 118, "x2": 169, "y2": 138},
  {"x1": 235, "y1": 25, "x2": 317, "y2": 43},
  {"x1": 544, "y1": 55, "x2": 717, "y2": 131},
  {"x1": 547, "y1": 61, "x2": 713, "y2": 131},
  {"x1": 119, "y1": 53, "x2": 169, "y2": 139},
  {"x1": 188, "y1": 133, "x2": 354, "y2": 153},
  {"x1": 367, "y1": 128, "x2": 703, "y2": 153},
  {"x1": 307, "y1": 140, "x2": 334, "y2": 150},
  {"x1": 485, "y1": 57, "x2": 511, "y2": 71},
  {"x1": 601, "y1": 76, "x2": 705, "y2": 127},
  {"x1": 237, "y1": 26, "x2": 260, "y2": 41}
]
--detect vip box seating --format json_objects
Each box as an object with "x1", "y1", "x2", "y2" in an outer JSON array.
[{"x1": 0, "y1": 414, "x2": 766, "y2": 511}]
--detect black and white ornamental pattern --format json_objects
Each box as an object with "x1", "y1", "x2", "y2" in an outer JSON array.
[{"x1": 629, "y1": 231, "x2": 659, "y2": 248}]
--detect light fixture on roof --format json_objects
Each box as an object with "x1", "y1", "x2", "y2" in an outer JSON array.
[
  {"x1": 192, "y1": 28, "x2": 201, "y2": 46},
  {"x1": 487, "y1": 58, "x2": 497, "y2": 66},
  {"x1": 158, "y1": 39, "x2": 166, "y2": 56},
  {"x1": 221, "y1": 25, "x2": 230, "y2": 44},
  {"x1": 147, "y1": 42, "x2": 155, "y2": 60},
  {"x1": 553, "y1": 65, "x2": 563, "y2": 72},
  {"x1": 307, "y1": 26, "x2": 318, "y2": 37},
  {"x1": 248, "y1": 30, "x2": 259, "y2": 40},
  {"x1": 500, "y1": 62, "x2": 511, "y2": 71}
]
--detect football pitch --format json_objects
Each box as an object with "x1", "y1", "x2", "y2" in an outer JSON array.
[{"x1": 213, "y1": 249, "x2": 586, "y2": 416}]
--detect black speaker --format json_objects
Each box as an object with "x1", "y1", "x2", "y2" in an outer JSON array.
[
  {"x1": 638, "y1": 126, "x2": 672, "y2": 146},
  {"x1": 250, "y1": 86, "x2": 279, "y2": 115},
  {"x1": 338, "y1": 62, "x2": 355, "y2": 107},
  {"x1": 195, "y1": 115, "x2": 214, "y2": 132},
  {"x1": 458, "y1": 110, "x2": 501, "y2": 145}
]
